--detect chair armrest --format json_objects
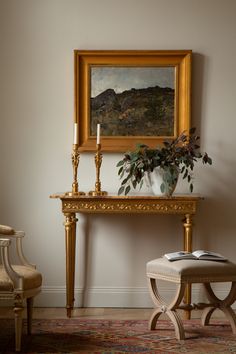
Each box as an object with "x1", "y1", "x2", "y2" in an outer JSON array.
[
  {"x1": 0, "y1": 238, "x2": 23, "y2": 289},
  {"x1": 16, "y1": 234, "x2": 36, "y2": 269},
  {"x1": 0, "y1": 230, "x2": 36, "y2": 269},
  {"x1": 0, "y1": 230, "x2": 24, "y2": 238},
  {"x1": 0, "y1": 224, "x2": 15, "y2": 235}
]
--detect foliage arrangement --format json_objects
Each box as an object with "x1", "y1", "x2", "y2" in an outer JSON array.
[{"x1": 117, "y1": 128, "x2": 212, "y2": 195}]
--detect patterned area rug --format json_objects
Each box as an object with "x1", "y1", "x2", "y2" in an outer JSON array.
[{"x1": 1, "y1": 318, "x2": 236, "y2": 353}]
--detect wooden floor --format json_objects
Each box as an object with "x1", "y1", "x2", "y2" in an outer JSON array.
[
  {"x1": 0, "y1": 307, "x2": 153, "y2": 320},
  {"x1": 0, "y1": 307, "x2": 225, "y2": 320}
]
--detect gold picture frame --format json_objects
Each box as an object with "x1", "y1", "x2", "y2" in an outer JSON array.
[{"x1": 74, "y1": 50, "x2": 191, "y2": 152}]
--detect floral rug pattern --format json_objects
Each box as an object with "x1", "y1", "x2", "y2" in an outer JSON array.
[{"x1": 1, "y1": 318, "x2": 236, "y2": 353}]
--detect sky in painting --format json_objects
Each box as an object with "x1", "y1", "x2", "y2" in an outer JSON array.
[{"x1": 91, "y1": 66, "x2": 175, "y2": 97}]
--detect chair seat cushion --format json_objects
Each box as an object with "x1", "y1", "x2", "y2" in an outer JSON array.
[
  {"x1": 146, "y1": 257, "x2": 236, "y2": 283},
  {"x1": 0, "y1": 265, "x2": 42, "y2": 291}
]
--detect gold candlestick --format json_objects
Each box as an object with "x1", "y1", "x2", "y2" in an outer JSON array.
[
  {"x1": 88, "y1": 144, "x2": 108, "y2": 196},
  {"x1": 67, "y1": 144, "x2": 85, "y2": 196}
]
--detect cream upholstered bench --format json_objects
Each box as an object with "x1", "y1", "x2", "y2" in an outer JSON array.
[{"x1": 146, "y1": 257, "x2": 236, "y2": 340}]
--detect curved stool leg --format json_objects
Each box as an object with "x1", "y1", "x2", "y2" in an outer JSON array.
[
  {"x1": 201, "y1": 307, "x2": 216, "y2": 326},
  {"x1": 147, "y1": 277, "x2": 186, "y2": 340},
  {"x1": 201, "y1": 282, "x2": 236, "y2": 333},
  {"x1": 148, "y1": 309, "x2": 162, "y2": 330},
  {"x1": 221, "y1": 307, "x2": 236, "y2": 333},
  {"x1": 167, "y1": 309, "x2": 186, "y2": 341}
]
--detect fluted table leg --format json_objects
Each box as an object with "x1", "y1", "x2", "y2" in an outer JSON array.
[
  {"x1": 183, "y1": 213, "x2": 193, "y2": 319},
  {"x1": 64, "y1": 212, "x2": 77, "y2": 317}
]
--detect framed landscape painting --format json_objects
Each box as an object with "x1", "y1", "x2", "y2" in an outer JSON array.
[{"x1": 74, "y1": 50, "x2": 191, "y2": 152}]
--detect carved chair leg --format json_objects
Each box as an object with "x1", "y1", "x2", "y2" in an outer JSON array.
[
  {"x1": 27, "y1": 297, "x2": 34, "y2": 335},
  {"x1": 148, "y1": 277, "x2": 186, "y2": 340},
  {"x1": 14, "y1": 305, "x2": 24, "y2": 352}
]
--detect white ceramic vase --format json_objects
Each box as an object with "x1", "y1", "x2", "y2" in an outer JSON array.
[{"x1": 146, "y1": 166, "x2": 179, "y2": 196}]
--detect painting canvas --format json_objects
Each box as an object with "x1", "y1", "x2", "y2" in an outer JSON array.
[
  {"x1": 90, "y1": 67, "x2": 175, "y2": 137},
  {"x1": 74, "y1": 50, "x2": 191, "y2": 152}
]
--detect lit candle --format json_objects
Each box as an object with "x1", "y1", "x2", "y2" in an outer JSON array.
[
  {"x1": 96, "y1": 123, "x2": 101, "y2": 145},
  {"x1": 73, "y1": 123, "x2": 78, "y2": 144}
]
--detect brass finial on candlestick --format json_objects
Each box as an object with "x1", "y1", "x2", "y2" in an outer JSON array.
[
  {"x1": 88, "y1": 143, "x2": 108, "y2": 196},
  {"x1": 67, "y1": 143, "x2": 85, "y2": 196}
]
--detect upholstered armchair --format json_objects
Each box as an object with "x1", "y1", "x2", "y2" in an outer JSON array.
[{"x1": 0, "y1": 224, "x2": 42, "y2": 351}]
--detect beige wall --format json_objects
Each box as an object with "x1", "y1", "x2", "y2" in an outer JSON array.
[{"x1": 1, "y1": 0, "x2": 236, "y2": 307}]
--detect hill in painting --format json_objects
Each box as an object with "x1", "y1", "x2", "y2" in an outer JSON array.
[{"x1": 90, "y1": 85, "x2": 174, "y2": 137}]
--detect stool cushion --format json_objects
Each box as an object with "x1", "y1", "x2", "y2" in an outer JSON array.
[
  {"x1": 0, "y1": 265, "x2": 42, "y2": 291},
  {"x1": 147, "y1": 257, "x2": 236, "y2": 283}
]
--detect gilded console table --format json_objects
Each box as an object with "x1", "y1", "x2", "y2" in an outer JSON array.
[{"x1": 50, "y1": 194, "x2": 202, "y2": 318}]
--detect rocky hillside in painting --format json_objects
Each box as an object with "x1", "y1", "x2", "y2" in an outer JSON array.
[{"x1": 90, "y1": 85, "x2": 174, "y2": 137}]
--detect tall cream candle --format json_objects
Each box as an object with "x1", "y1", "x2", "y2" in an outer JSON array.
[
  {"x1": 96, "y1": 123, "x2": 101, "y2": 145},
  {"x1": 73, "y1": 123, "x2": 78, "y2": 144}
]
